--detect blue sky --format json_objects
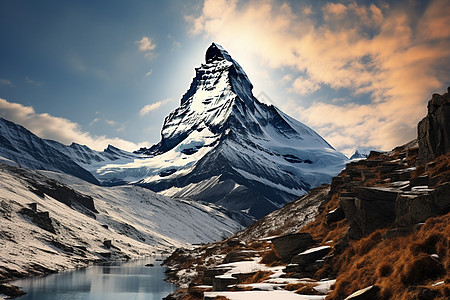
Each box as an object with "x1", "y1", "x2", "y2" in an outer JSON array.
[{"x1": 1, "y1": 0, "x2": 449, "y2": 156}]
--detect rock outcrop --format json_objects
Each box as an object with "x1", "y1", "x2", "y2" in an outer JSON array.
[
  {"x1": 418, "y1": 87, "x2": 450, "y2": 164},
  {"x1": 270, "y1": 233, "x2": 314, "y2": 262}
]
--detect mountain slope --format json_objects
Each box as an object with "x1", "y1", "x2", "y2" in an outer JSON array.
[
  {"x1": 0, "y1": 118, "x2": 99, "y2": 184},
  {"x1": 0, "y1": 162, "x2": 242, "y2": 282},
  {"x1": 97, "y1": 43, "x2": 348, "y2": 218}
]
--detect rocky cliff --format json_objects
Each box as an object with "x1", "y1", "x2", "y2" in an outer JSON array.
[{"x1": 418, "y1": 87, "x2": 450, "y2": 164}]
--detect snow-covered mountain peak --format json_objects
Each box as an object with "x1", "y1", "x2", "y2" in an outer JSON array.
[{"x1": 96, "y1": 43, "x2": 348, "y2": 218}]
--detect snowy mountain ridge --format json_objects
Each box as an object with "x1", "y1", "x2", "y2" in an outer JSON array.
[
  {"x1": 0, "y1": 43, "x2": 348, "y2": 220},
  {"x1": 97, "y1": 43, "x2": 348, "y2": 218}
]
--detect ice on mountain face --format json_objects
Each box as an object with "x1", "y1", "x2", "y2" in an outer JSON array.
[{"x1": 95, "y1": 42, "x2": 348, "y2": 219}]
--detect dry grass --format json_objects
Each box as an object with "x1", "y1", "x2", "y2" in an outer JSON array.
[
  {"x1": 285, "y1": 282, "x2": 325, "y2": 295},
  {"x1": 260, "y1": 245, "x2": 282, "y2": 266},
  {"x1": 325, "y1": 213, "x2": 450, "y2": 300},
  {"x1": 239, "y1": 271, "x2": 273, "y2": 284},
  {"x1": 423, "y1": 154, "x2": 450, "y2": 186},
  {"x1": 300, "y1": 193, "x2": 349, "y2": 247},
  {"x1": 247, "y1": 240, "x2": 269, "y2": 251}
]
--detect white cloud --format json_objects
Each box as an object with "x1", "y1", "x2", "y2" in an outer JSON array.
[
  {"x1": 105, "y1": 119, "x2": 117, "y2": 126},
  {"x1": 145, "y1": 69, "x2": 153, "y2": 77},
  {"x1": 136, "y1": 36, "x2": 156, "y2": 52},
  {"x1": 139, "y1": 98, "x2": 172, "y2": 116},
  {"x1": 0, "y1": 98, "x2": 150, "y2": 152},
  {"x1": 0, "y1": 79, "x2": 14, "y2": 87}
]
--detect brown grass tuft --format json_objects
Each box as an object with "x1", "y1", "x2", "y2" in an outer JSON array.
[
  {"x1": 240, "y1": 271, "x2": 273, "y2": 284},
  {"x1": 285, "y1": 282, "x2": 325, "y2": 295},
  {"x1": 260, "y1": 247, "x2": 282, "y2": 266},
  {"x1": 400, "y1": 253, "x2": 444, "y2": 285}
]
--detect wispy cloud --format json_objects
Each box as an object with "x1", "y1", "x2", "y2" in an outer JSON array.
[
  {"x1": 187, "y1": 0, "x2": 450, "y2": 152},
  {"x1": 136, "y1": 36, "x2": 157, "y2": 59},
  {"x1": 145, "y1": 69, "x2": 153, "y2": 77},
  {"x1": 0, "y1": 97, "x2": 150, "y2": 152},
  {"x1": 0, "y1": 79, "x2": 14, "y2": 87},
  {"x1": 25, "y1": 76, "x2": 43, "y2": 87},
  {"x1": 168, "y1": 34, "x2": 181, "y2": 49},
  {"x1": 105, "y1": 119, "x2": 117, "y2": 126},
  {"x1": 89, "y1": 117, "x2": 100, "y2": 126},
  {"x1": 139, "y1": 98, "x2": 172, "y2": 117}
]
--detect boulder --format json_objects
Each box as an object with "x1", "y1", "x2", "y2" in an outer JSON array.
[
  {"x1": 270, "y1": 233, "x2": 314, "y2": 261},
  {"x1": 103, "y1": 240, "x2": 112, "y2": 249},
  {"x1": 418, "y1": 88, "x2": 450, "y2": 164},
  {"x1": 212, "y1": 276, "x2": 237, "y2": 291},
  {"x1": 326, "y1": 206, "x2": 345, "y2": 224},
  {"x1": 202, "y1": 268, "x2": 232, "y2": 285},
  {"x1": 291, "y1": 246, "x2": 331, "y2": 265},
  {"x1": 344, "y1": 285, "x2": 380, "y2": 300},
  {"x1": 222, "y1": 250, "x2": 254, "y2": 264},
  {"x1": 410, "y1": 175, "x2": 429, "y2": 187}
]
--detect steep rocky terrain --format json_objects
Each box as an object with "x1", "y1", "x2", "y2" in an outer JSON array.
[{"x1": 162, "y1": 88, "x2": 450, "y2": 300}]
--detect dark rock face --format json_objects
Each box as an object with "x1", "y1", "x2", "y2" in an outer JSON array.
[
  {"x1": 270, "y1": 233, "x2": 314, "y2": 261},
  {"x1": 418, "y1": 88, "x2": 450, "y2": 164},
  {"x1": 0, "y1": 283, "x2": 26, "y2": 297},
  {"x1": 395, "y1": 183, "x2": 450, "y2": 227},
  {"x1": 19, "y1": 208, "x2": 57, "y2": 234},
  {"x1": 341, "y1": 187, "x2": 399, "y2": 239}
]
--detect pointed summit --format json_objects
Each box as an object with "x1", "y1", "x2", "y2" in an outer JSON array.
[{"x1": 205, "y1": 42, "x2": 232, "y2": 62}]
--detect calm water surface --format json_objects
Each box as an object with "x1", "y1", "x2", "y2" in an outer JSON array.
[{"x1": 12, "y1": 258, "x2": 176, "y2": 300}]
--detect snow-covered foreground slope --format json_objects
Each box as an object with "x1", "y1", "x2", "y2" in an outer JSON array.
[{"x1": 0, "y1": 163, "x2": 242, "y2": 281}]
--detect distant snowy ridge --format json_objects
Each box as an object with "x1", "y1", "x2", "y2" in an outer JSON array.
[{"x1": 349, "y1": 147, "x2": 377, "y2": 160}]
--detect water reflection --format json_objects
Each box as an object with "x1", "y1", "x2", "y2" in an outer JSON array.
[{"x1": 13, "y1": 258, "x2": 176, "y2": 300}]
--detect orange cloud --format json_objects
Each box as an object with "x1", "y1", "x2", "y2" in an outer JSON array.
[{"x1": 187, "y1": 0, "x2": 450, "y2": 154}]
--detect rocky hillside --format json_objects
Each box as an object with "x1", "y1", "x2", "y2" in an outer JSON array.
[{"x1": 162, "y1": 88, "x2": 450, "y2": 300}]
